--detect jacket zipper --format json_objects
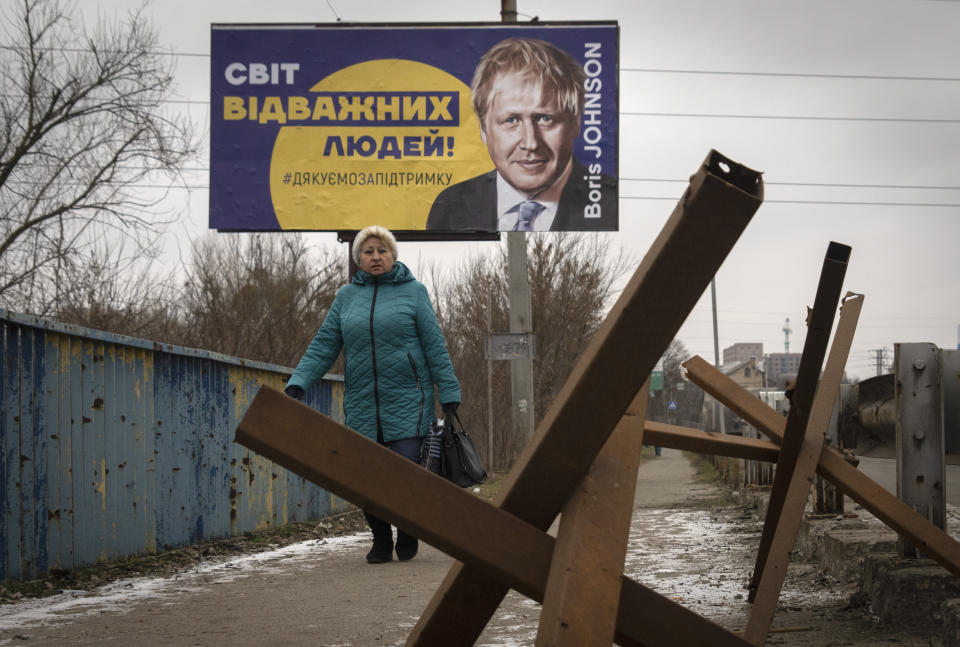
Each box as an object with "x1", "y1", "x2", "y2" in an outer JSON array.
[
  {"x1": 407, "y1": 353, "x2": 424, "y2": 438},
  {"x1": 369, "y1": 280, "x2": 383, "y2": 444}
]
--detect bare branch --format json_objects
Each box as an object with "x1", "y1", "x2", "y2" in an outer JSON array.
[{"x1": 0, "y1": 0, "x2": 197, "y2": 312}]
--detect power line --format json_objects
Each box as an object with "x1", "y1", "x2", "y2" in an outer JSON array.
[
  {"x1": 622, "y1": 177, "x2": 960, "y2": 191},
  {"x1": 620, "y1": 196, "x2": 960, "y2": 207},
  {"x1": 6, "y1": 181, "x2": 958, "y2": 207},
  {"x1": 13, "y1": 164, "x2": 959, "y2": 194},
  {"x1": 8, "y1": 94, "x2": 958, "y2": 124},
  {"x1": 621, "y1": 111, "x2": 960, "y2": 124},
  {"x1": 620, "y1": 67, "x2": 960, "y2": 83},
  {"x1": 7, "y1": 43, "x2": 959, "y2": 85},
  {"x1": 687, "y1": 308, "x2": 958, "y2": 322}
]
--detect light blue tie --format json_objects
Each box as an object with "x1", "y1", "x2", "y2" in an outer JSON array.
[{"x1": 514, "y1": 201, "x2": 545, "y2": 231}]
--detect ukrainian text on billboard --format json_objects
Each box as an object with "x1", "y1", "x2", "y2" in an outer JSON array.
[{"x1": 210, "y1": 22, "x2": 618, "y2": 233}]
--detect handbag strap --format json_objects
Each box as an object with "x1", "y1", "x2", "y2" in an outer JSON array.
[{"x1": 444, "y1": 410, "x2": 467, "y2": 437}]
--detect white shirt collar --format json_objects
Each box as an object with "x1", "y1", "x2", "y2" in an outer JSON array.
[{"x1": 494, "y1": 160, "x2": 573, "y2": 232}]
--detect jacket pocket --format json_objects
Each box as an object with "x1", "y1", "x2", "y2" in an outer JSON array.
[{"x1": 407, "y1": 353, "x2": 425, "y2": 438}]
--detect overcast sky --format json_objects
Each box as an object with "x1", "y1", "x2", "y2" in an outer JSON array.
[{"x1": 83, "y1": 0, "x2": 960, "y2": 380}]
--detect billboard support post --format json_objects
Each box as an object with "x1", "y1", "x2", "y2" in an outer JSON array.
[{"x1": 500, "y1": 0, "x2": 537, "y2": 462}]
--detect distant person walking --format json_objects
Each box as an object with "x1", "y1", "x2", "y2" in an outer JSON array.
[{"x1": 284, "y1": 225, "x2": 461, "y2": 564}]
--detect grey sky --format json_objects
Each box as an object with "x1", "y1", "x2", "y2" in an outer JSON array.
[{"x1": 84, "y1": 0, "x2": 960, "y2": 379}]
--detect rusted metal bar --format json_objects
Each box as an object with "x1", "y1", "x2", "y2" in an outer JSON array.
[
  {"x1": 410, "y1": 149, "x2": 764, "y2": 646},
  {"x1": 642, "y1": 421, "x2": 780, "y2": 463},
  {"x1": 745, "y1": 243, "x2": 851, "y2": 606},
  {"x1": 683, "y1": 355, "x2": 960, "y2": 581},
  {"x1": 537, "y1": 388, "x2": 649, "y2": 646},
  {"x1": 744, "y1": 291, "x2": 862, "y2": 645},
  {"x1": 235, "y1": 386, "x2": 752, "y2": 647}
]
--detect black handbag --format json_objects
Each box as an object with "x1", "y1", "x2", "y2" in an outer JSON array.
[
  {"x1": 420, "y1": 413, "x2": 487, "y2": 487},
  {"x1": 440, "y1": 412, "x2": 487, "y2": 488}
]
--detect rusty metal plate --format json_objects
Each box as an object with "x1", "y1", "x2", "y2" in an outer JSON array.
[
  {"x1": 744, "y1": 290, "x2": 862, "y2": 644},
  {"x1": 643, "y1": 421, "x2": 780, "y2": 463},
  {"x1": 235, "y1": 386, "x2": 752, "y2": 647},
  {"x1": 683, "y1": 355, "x2": 960, "y2": 582},
  {"x1": 537, "y1": 389, "x2": 649, "y2": 646},
  {"x1": 411, "y1": 149, "x2": 764, "y2": 646}
]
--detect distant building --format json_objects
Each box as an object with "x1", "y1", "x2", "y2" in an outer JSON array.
[
  {"x1": 723, "y1": 342, "x2": 763, "y2": 366},
  {"x1": 724, "y1": 358, "x2": 764, "y2": 390},
  {"x1": 765, "y1": 352, "x2": 802, "y2": 389}
]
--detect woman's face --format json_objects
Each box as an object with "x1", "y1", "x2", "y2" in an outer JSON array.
[{"x1": 358, "y1": 236, "x2": 395, "y2": 276}]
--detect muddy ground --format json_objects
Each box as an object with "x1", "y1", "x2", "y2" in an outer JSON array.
[{"x1": 0, "y1": 448, "x2": 940, "y2": 646}]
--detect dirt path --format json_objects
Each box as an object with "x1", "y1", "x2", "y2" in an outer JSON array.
[{"x1": 0, "y1": 449, "x2": 935, "y2": 646}]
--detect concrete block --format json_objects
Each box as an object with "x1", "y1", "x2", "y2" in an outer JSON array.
[
  {"x1": 822, "y1": 528, "x2": 897, "y2": 583},
  {"x1": 861, "y1": 553, "x2": 960, "y2": 630},
  {"x1": 941, "y1": 598, "x2": 960, "y2": 647}
]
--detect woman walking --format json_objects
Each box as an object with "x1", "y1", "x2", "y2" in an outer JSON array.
[{"x1": 284, "y1": 226, "x2": 460, "y2": 563}]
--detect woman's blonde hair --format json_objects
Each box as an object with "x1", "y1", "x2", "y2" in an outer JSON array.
[{"x1": 352, "y1": 225, "x2": 398, "y2": 265}]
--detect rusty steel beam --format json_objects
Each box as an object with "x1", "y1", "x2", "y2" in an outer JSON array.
[
  {"x1": 683, "y1": 355, "x2": 960, "y2": 582},
  {"x1": 410, "y1": 150, "x2": 763, "y2": 646},
  {"x1": 745, "y1": 243, "x2": 851, "y2": 608},
  {"x1": 537, "y1": 388, "x2": 649, "y2": 646},
  {"x1": 235, "y1": 386, "x2": 752, "y2": 647},
  {"x1": 744, "y1": 291, "x2": 862, "y2": 645},
  {"x1": 643, "y1": 421, "x2": 780, "y2": 463}
]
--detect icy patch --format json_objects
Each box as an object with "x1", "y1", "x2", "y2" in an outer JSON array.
[{"x1": 0, "y1": 532, "x2": 367, "y2": 632}]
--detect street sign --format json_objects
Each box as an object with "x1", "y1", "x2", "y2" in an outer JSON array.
[
  {"x1": 486, "y1": 333, "x2": 535, "y2": 361},
  {"x1": 668, "y1": 401, "x2": 678, "y2": 411},
  {"x1": 650, "y1": 370, "x2": 664, "y2": 391}
]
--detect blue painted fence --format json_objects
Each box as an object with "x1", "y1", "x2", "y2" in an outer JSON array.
[{"x1": 0, "y1": 309, "x2": 349, "y2": 582}]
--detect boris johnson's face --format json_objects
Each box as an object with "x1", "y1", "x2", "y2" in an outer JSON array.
[{"x1": 480, "y1": 71, "x2": 579, "y2": 196}]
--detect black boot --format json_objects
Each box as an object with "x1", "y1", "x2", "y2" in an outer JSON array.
[
  {"x1": 395, "y1": 528, "x2": 419, "y2": 561},
  {"x1": 364, "y1": 512, "x2": 393, "y2": 564}
]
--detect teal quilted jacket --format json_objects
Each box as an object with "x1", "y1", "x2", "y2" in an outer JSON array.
[{"x1": 287, "y1": 261, "x2": 461, "y2": 443}]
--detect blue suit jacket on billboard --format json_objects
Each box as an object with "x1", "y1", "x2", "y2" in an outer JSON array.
[{"x1": 425, "y1": 160, "x2": 617, "y2": 232}]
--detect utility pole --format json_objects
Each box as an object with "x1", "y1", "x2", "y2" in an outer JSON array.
[
  {"x1": 711, "y1": 279, "x2": 725, "y2": 434},
  {"x1": 502, "y1": 0, "x2": 536, "y2": 457}
]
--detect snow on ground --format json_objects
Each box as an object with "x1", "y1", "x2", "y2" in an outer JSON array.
[{"x1": 0, "y1": 532, "x2": 368, "y2": 634}]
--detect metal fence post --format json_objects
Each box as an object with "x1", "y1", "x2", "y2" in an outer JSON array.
[
  {"x1": 895, "y1": 342, "x2": 946, "y2": 557},
  {"x1": 815, "y1": 390, "x2": 845, "y2": 513}
]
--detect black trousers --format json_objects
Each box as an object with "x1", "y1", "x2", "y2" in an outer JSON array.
[{"x1": 364, "y1": 436, "x2": 422, "y2": 539}]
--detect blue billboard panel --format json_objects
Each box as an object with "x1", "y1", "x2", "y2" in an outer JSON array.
[{"x1": 210, "y1": 22, "x2": 618, "y2": 233}]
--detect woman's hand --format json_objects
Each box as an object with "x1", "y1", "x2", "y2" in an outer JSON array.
[
  {"x1": 441, "y1": 402, "x2": 459, "y2": 420},
  {"x1": 284, "y1": 384, "x2": 305, "y2": 401}
]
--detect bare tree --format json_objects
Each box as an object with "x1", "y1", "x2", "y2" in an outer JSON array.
[
  {"x1": 0, "y1": 0, "x2": 196, "y2": 313},
  {"x1": 430, "y1": 233, "x2": 635, "y2": 469},
  {"x1": 528, "y1": 233, "x2": 632, "y2": 423},
  {"x1": 648, "y1": 338, "x2": 704, "y2": 425},
  {"x1": 53, "y1": 237, "x2": 183, "y2": 342},
  {"x1": 180, "y1": 233, "x2": 344, "y2": 367}
]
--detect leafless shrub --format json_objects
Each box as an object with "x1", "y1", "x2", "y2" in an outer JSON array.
[{"x1": 180, "y1": 233, "x2": 343, "y2": 367}]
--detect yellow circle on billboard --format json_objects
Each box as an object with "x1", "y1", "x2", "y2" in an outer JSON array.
[{"x1": 270, "y1": 59, "x2": 491, "y2": 230}]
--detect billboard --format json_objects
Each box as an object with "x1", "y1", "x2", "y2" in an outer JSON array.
[{"x1": 210, "y1": 22, "x2": 618, "y2": 233}]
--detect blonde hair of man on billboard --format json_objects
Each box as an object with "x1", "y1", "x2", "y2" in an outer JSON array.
[{"x1": 470, "y1": 37, "x2": 587, "y2": 129}]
